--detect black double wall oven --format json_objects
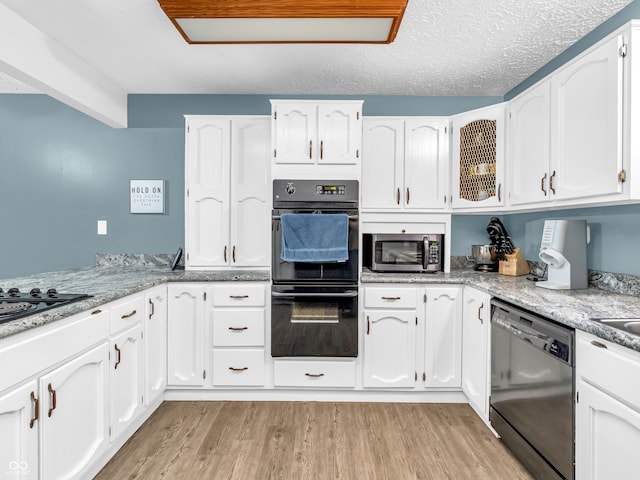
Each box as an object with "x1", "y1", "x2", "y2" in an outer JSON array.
[{"x1": 271, "y1": 179, "x2": 359, "y2": 358}]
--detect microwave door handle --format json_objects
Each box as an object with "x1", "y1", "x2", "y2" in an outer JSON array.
[
  {"x1": 422, "y1": 238, "x2": 429, "y2": 269},
  {"x1": 271, "y1": 291, "x2": 358, "y2": 298}
]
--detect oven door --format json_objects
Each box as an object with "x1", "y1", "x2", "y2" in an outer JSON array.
[
  {"x1": 271, "y1": 285, "x2": 358, "y2": 357},
  {"x1": 272, "y1": 209, "x2": 358, "y2": 284}
]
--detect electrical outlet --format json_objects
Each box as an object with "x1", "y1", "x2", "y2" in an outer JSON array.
[{"x1": 97, "y1": 220, "x2": 107, "y2": 235}]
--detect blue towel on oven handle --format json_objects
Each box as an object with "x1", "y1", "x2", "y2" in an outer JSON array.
[{"x1": 280, "y1": 213, "x2": 349, "y2": 263}]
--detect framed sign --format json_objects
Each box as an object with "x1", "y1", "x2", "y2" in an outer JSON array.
[{"x1": 130, "y1": 180, "x2": 165, "y2": 214}]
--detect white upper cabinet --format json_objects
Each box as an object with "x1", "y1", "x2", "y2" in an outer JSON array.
[
  {"x1": 549, "y1": 32, "x2": 624, "y2": 202},
  {"x1": 362, "y1": 117, "x2": 448, "y2": 211},
  {"x1": 508, "y1": 24, "x2": 636, "y2": 210},
  {"x1": 451, "y1": 103, "x2": 506, "y2": 210},
  {"x1": 270, "y1": 100, "x2": 362, "y2": 179},
  {"x1": 508, "y1": 80, "x2": 552, "y2": 206},
  {"x1": 185, "y1": 116, "x2": 270, "y2": 269}
]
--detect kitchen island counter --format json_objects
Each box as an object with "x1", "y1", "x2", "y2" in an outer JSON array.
[{"x1": 362, "y1": 269, "x2": 640, "y2": 352}]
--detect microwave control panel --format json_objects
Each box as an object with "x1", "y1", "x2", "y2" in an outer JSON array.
[{"x1": 427, "y1": 240, "x2": 441, "y2": 265}]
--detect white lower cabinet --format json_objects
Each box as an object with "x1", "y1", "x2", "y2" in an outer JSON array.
[
  {"x1": 0, "y1": 380, "x2": 39, "y2": 479},
  {"x1": 362, "y1": 285, "x2": 462, "y2": 390},
  {"x1": 40, "y1": 342, "x2": 110, "y2": 480},
  {"x1": 167, "y1": 284, "x2": 208, "y2": 387},
  {"x1": 461, "y1": 286, "x2": 491, "y2": 420},
  {"x1": 167, "y1": 282, "x2": 268, "y2": 389},
  {"x1": 423, "y1": 287, "x2": 462, "y2": 388},
  {"x1": 211, "y1": 283, "x2": 267, "y2": 387},
  {"x1": 273, "y1": 359, "x2": 356, "y2": 388},
  {"x1": 144, "y1": 286, "x2": 167, "y2": 406},
  {"x1": 109, "y1": 324, "x2": 144, "y2": 441},
  {"x1": 576, "y1": 331, "x2": 640, "y2": 479},
  {"x1": 212, "y1": 349, "x2": 265, "y2": 386}
]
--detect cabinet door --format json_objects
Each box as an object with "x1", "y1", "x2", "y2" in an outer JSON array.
[
  {"x1": 167, "y1": 285, "x2": 206, "y2": 387},
  {"x1": 424, "y1": 287, "x2": 462, "y2": 388},
  {"x1": 576, "y1": 379, "x2": 640, "y2": 480},
  {"x1": 144, "y1": 287, "x2": 167, "y2": 406},
  {"x1": 451, "y1": 104, "x2": 506, "y2": 209},
  {"x1": 230, "y1": 117, "x2": 271, "y2": 267},
  {"x1": 40, "y1": 342, "x2": 109, "y2": 480},
  {"x1": 363, "y1": 310, "x2": 416, "y2": 388},
  {"x1": 509, "y1": 80, "x2": 552, "y2": 206},
  {"x1": 0, "y1": 380, "x2": 38, "y2": 480},
  {"x1": 550, "y1": 34, "x2": 624, "y2": 201},
  {"x1": 361, "y1": 118, "x2": 404, "y2": 209},
  {"x1": 404, "y1": 119, "x2": 448, "y2": 210},
  {"x1": 317, "y1": 103, "x2": 361, "y2": 165},
  {"x1": 272, "y1": 103, "x2": 316, "y2": 164},
  {"x1": 110, "y1": 324, "x2": 144, "y2": 441},
  {"x1": 461, "y1": 288, "x2": 490, "y2": 419},
  {"x1": 185, "y1": 117, "x2": 231, "y2": 267}
]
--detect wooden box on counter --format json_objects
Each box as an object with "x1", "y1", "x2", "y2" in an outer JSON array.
[{"x1": 499, "y1": 248, "x2": 530, "y2": 276}]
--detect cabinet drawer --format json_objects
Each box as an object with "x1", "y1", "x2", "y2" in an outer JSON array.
[
  {"x1": 110, "y1": 295, "x2": 145, "y2": 333},
  {"x1": 273, "y1": 360, "x2": 356, "y2": 388},
  {"x1": 212, "y1": 349, "x2": 265, "y2": 386},
  {"x1": 213, "y1": 285, "x2": 265, "y2": 307},
  {"x1": 577, "y1": 332, "x2": 640, "y2": 408},
  {"x1": 212, "y1": 309, "x2": 264, "y2": 347},
  {"x1": 364, "y1": 288, "x2": 418, "y2": 309},
  {"x1": 0, "y1": 309, "x2": 109, "y2": 393}
]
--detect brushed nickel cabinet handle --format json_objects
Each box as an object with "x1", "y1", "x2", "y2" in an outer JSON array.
[
  {"x1": 224, "y1": 246, "x2": 228, "y2": 262},
  {"x1": 541, "y1": 173, "x2": 548, "y2": 196},
  {"x1": 396, "y1": 187, "x2": 400, "y2": 205},
  {"x1": 148, "y1": 299, "x2": 155, "y2": 319},
  {"x1": 229, "y1": 326, "x2": 248, "y2": 331},
  {"x1": 591, "y1": 340, "x2": 608, "y2": 349},
  {"x1": 550, "y1": 170, "x2": 556, "y2": 195},
  {"x1": 47, "y1": 383, "x2": 56, "y2": 418},
  {"x1": 114, "y1": 344, "x2": 121, "y2": 369},
  {"x1": 478, "y1": 303, "x2": 484, "y2": 323},
  {"x1": 232, "y1": 245, "x2": 236, "y2": 263},
  {"x1": 305, "y1": 373, "x2": 325, "y2": 378},
  {"x1": 229, "y1": 367, "x2": 248, "y2": 372},
  {"x1": 121, "y1": 310, "x2": 137, "y2": 319},
  {"x1": 497, "y1": 184, "x2": 502, "y2": 202},
  {"x1": 30, "y1": 391, "x2": 39, "y2": 428},
  {"x1": 406, "y1": 188, "x2": 410, "y2": 204}
]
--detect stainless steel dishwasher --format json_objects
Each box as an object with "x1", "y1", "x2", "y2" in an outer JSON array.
[{"x1": 490, "y1": 299, "x2": 574, "y2": 480}]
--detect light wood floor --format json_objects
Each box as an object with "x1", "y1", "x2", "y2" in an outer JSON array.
[{"x1": 95, "y1": 401, "x2": 533, "y2": 480}]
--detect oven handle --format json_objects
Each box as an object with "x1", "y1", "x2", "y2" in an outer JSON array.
[{"x1": 271, "y1": 291, "x2": 358, "y2": 298}]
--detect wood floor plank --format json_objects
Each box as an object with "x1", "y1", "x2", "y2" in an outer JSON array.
[{"x1": 94, "y1": 401, "x2": 534, "y2": 480}]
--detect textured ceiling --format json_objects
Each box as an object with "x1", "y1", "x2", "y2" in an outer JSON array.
[{"x1": 0, "y1": 0, "x2": 634, "y2": 96}]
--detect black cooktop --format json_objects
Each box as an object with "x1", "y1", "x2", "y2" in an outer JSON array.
[{"x1": 0, "y1": 288, "x2": 92, "y2": 325}]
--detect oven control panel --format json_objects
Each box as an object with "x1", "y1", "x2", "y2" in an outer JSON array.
[
  {"x1": 273, "y1": 179, "x2": 358, "y2": 205},
  {"x1": 316, "y1": 184, "x2": 346, "y2": 195}
]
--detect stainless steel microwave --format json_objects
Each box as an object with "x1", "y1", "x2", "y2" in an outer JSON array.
[{"x1": 363, "y1": 233, "x2": 444, "y2": 273}]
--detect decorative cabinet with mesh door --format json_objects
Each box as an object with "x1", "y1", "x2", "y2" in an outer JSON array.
[{"x1": 451, "y1": 104, "x2": 506, "y2": 209}]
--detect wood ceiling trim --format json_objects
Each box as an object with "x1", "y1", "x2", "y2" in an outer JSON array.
[{"x1": 158, "y1": 0, "x2": 408, "y2": 44}]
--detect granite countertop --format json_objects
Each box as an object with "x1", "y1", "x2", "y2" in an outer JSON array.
[
  {"x1": 2, "y1": 263, "x2": 640, "y2": 353},
  {"x1": 0, "y1": 265, "x2": 270, "y2": 340},
  {"x1": 361, "y1": 269, "x2": 640, "y2": 352}
]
